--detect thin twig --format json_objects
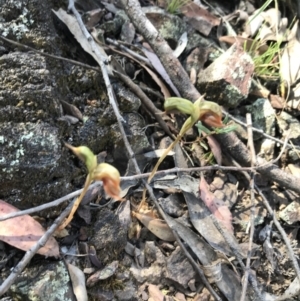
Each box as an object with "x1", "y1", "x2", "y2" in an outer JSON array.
[
  {"x1": 106, "y1": 38, "x2": 151, "y2": 65},
  {"x1": 255, "y1": 185, "x2": 300, "y2": 285},
  {"x1": 0, "y1": 185, "x2": 89, "y2": 222},
  {"x1": 240, "y1": 114, "x2": 257, "y2": 301},
  {"x1": 68, "y1": 0, "x2": 124, "y2": 123},
  {"x1": 229, "y1": 150, "x2": 300, "y2": 300},
  {"x1": 256, "y1": 130, "x2": 290, "y2": 169},
  {"x1": 209, "y1": 213, "x2": 264, "y2": 301},
  {"x1": 224, "y1": 109, "x2": 300, "y2": 151},
  {"x1": 0, "y1": 159, "x2": 292, "y2": 223},
  {"x1": 0, "y1": 35, "x2": 100, "y2": 73},
  {"x1": 0, "y1": 199, "x2": 76, "y2": 296}
]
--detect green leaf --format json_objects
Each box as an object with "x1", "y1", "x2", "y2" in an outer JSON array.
[{"x1": 215, "y1": 124, "x2": 237, "y2": 134}]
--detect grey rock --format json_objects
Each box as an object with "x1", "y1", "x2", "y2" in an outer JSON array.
[
  {"x1": 0, "y1": 1, "x2": 150, "y2": 209},
  {"x1": 165, "y1": 246, "x2": 195, "y2": 289},
  {"x1": 258, "y1": 138, "x2": 276, "y2": 161},
  {"x1": 88, "y1": 288, "x2": 114, "y2": 301},
  {"x1": 100, "y1": 10, "x2": 128, "y2": 36},
  {"x1": 279, "y1": 202, "x2": 300, "y2": 225},
  {"x1": 130, "y1": 241, "x2": 165, "y2": 284},
  {"x1": 90, "y1": 209, "x2": 128, "y2": 265},
  {"x1": 197, "y1": 43, "x2": 254, "y2": 108},
  {"x1": 159, "y1": 193, "x2": 185, "y2": 217},
  {"x1": 8, "y1": 261, "x2": 75, "y2": 301},
  {"x1": 143, "y1": 6, "x2": 217, "y2": 54},
  {"x1": 277, "y1": 111, "x2": 300, "y2": 144},
  {"x1": 244, "y1": 98, "x2": 276, "y2": 138},
  {"x1": 0, "y1": 52, "x2": 74, "y2": 210},
  {"x1": 115, "y1": 280, "x2": 138, "y2": 301},
  {"x1": 144, "y1": 241, "x2": 165, "y2": 265},
  {"x1": 114, "y1": 84, "x2": 141, "y2": 113}
]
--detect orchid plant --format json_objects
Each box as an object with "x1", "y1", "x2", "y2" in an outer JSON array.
[
  {"x1": 147, "y1": 96, "x2": 224, "y2": 183},
  {"x1": 58, "y1": 143, "x2": 122, "y2": 230}
]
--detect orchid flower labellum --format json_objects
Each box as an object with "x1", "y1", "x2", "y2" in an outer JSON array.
[{"x1": 93, "y1": 163, "x2": 121, "y2": 200}]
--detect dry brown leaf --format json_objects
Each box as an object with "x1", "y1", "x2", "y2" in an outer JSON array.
[
  {"x1": 88, "y1": 245, "x2": 103, "y2": 268},
  {"x1": 199, "y1": 178, "x2": 233, "y2": 233},
  {"x1": 190, "y1": 67, "x2": 197, "y2": 84},
  {"x1": 133, "y1": 212, "x2": 175, "y2": 241},
  {"x1": 60, "y1": 100, "x2": 83, "y2": 121},
  {"x1": 206, "y1": 135, "x2": 222, "y2": 165},
  {"x1": 148, "y1": 284, "x2": 165, "y2": 301},
  {"x1": 180, "y1": 2, "x2": 220, "y2": 36},
  {"x1": 86, "y1": 261, "x2": 118, "y2": 287},
  {"x1": 287, "y1": 164, "x2": 300, "y2": 178},
  {"x1": 184, "y1": 190, "x2": 233, "y2": 255},
  {"x1": 280, "y1": 21, "x2": 300, "y2": 86},
  {"x1": 140, "y1": 62, "x2": 172, "y2": 98},
  {"x1": 110, "y1": 46, "x2": 171, "y2": 98},
  {"x1": 269, "y1": 94, "x2": 285, "y2": 109},
  {"x1": 0, "y1": 200, "x2": 59, "y2": 257},
  {"x1": 52, "y1": 9, "x2": 110, "y2": 71},
  {"x1": 173, "y1": 32, "x2": 188, "y2": 58},
  {"x1": 142, "y1": 45, "x2": 179, "y2": 97}
]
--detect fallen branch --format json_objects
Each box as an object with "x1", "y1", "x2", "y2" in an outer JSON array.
[
  {"x1": 224, "y1": 110, "x2": 300, "y2": 151},
  {"x1": 240, "y1": 114, "x2": 257, "y2": 301},
  {"x1": 119, "y1": 0, "x2": 199, "y2": 100},
  {"x1": 0, "y1": 163, "x2": 275, "y2": 222}
]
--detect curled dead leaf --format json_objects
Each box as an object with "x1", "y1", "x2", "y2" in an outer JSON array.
[
  {"x1": 133, "y1": 212, "x2": 175, "y2": 241},
  {"x1": 86, "y1": 261, "x2": 118, "y2": 287},
  {"x1": 148, "y1": 284, "x2": 165, "y2": 301},
  {"x1": 67, "y1": 263, "x2": 88, "y2": 301}
]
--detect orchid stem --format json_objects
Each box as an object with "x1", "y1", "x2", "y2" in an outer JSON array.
[
  {"x1": 148, "y1": 135, "x2": 183, "y2": 183},
  {"x1": 58, "y1": 174, "x2": 92, "y2": 230}
]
